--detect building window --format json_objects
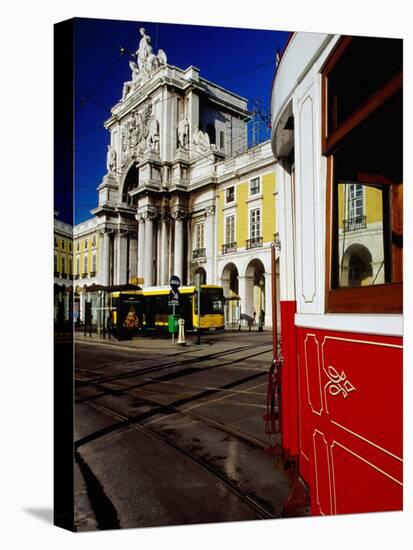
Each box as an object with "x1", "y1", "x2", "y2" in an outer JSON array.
[
  {"x1": 348, "y1": 183, "x2": 363, "y2": 219},
  {"x1": 92, "y1": 235, "x2": 96, "y2": 247},
  {"x1": 222, "y1": 215, "x2": 236, "y2": 253},
  {"x1": 69, "y1": 241, "x2": 72, "y2": 252},
  {"x1": 83, "y1": 255, "x2": 88, "y2": 276},
  {"x1": 69, "y1": 258, "x2": 72, "y2": 275},
  {"x1": 76, "y1": 257, "x2": 80, "y2": 275},
  {"x1": 225, "y1": 215, "x2": 235, "y2": 244},
  {"x1": 61, "y1": 240, "x2": 65, "y2": 251},
  {"x1": 61, "y1": 257, "x2": 66, "y2": 275},
  {"x1": 84, "y1": 239, "x2": 88, "y2": 249},
  {"x1": 196, "y1": 223, "x2": 204, "y2": 249},
  {"x1": 92, "y1": 254, "x2": 96, "y2": 273},
  {"x1": 250, "y1": 208, "x2": 261, "y2": 239},
  {"x1": 76, "y1": 242, "x2": 80, "y2": 252},
  {"x1": 226, "y1": 186, "x2": 235, "y2": 203},
  {"x1": 193, "y1": 222, "x2": 206, "y2": 259},
  {"x1": 323, "y1": 36, "x2": 402, "y2": 313},
  {"x1": 250, "y1": 177, "x2": 260, "y2": 195}
]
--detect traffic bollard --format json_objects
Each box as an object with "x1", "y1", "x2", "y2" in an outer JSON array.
[{"x1": 177, "y1": 318, "x2": 186, "y2": 346}]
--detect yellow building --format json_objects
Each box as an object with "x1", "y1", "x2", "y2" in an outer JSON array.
[
  {"x1": 54, "y1": 217, "x2": 100, "y2": 323},
  {"x1": 337, "y1": 183, "x2": 386, "y2": 287},
  {"x1": 215, "y1": 140, "x2": 278, "y2": 328}
]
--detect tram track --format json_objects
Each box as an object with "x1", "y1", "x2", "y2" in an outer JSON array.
[
  {"x1": 82, "y1": 399, "x2": 275, "y2": 520},
  {"x1": 74, "y1": 346, "x2": 271, "y2": 406},
  {"x1": 75, "y1": 341, "x2": 272, "y2": 388}
]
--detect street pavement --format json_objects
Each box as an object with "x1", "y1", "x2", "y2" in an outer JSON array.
[{"x1": 73, "y1": 328, "x2": 292, "y2": 530}]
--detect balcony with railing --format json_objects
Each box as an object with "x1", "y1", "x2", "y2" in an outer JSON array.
[
  {"x1": 246, "y1": 236, "x2": 263, "y2": 249},
  {"x1": 192, "y1": 248, "x2": 206, "y2": 260},
  {"x1": 222, "y1": 242, "x2": 237, "y2": 254},
  {"x1": 343, "y1": 215, "x2": 367, "y2": 232}
]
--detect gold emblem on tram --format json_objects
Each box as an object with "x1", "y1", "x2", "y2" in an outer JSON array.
[{"x1": 324, "y1": 366, "x2": 356, "y2": 400}]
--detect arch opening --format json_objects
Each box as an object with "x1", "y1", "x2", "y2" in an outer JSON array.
[
  {"x1": 221, "y1": 262, "x2": 239, "y2": 327},
  {"x1": 245, "y1": 258, "x2": 266, "y2": 322},
  {"x1": 341, "y1": 243, "x2": 373, "y2": 287},
  {"x1": 122, "y1": 164, "x2": 140, "y2": 206}
]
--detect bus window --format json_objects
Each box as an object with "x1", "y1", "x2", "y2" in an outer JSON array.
[{"x1": 195, "y1": 288, "x2": 224, "y2": 315}]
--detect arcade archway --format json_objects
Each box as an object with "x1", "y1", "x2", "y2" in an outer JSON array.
[
  {"x1": 340, "y1": 243, "x2": 374, "y2": 287},
  {"x1": 244, "y1": 258, "x2": 266, "y2": 322},
  {"x1": 193, "y1": 266, "x2": 207, "y2": 284},
  {"x1": 221, "y1": 262, "x2": 239, "y2": 327}
]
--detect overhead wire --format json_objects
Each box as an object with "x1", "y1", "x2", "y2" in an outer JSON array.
[{"x1": 76, "y1": 28, "x2": 139, "y2": 113}]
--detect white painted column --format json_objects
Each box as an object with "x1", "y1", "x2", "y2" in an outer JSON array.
[
  {"x1": 80, "y1": 292, "x2": 84, "y2": 322},
  {"x1": 264, "y1": 271, "x2": 273, "y2": 328},
  {"x1": 102, "y1": 231, "x2": 110, "y2": 286},
  {"x1": 238, "y1": 275, "x2": 254, "y2": 317},
  {"x1": 160, "y1": 217, "x2": 169, "y2": 284},
  {"x1": 173, "y1": 216, "x2": 184, "y2": 280},
  {"x1": 144, "y1": 218, "x2": 154, "y2": 286},
  {"x1": 137, "y1": 218, "x2": 145, "y2": 280}
]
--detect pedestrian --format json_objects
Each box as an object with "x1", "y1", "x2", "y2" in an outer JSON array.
[
  {"x1": 107, "y1": 313, "x2": 113, "y2": 338},
  {"x1": 259, "y1": 309, "x2": 265, "y2": 331}
]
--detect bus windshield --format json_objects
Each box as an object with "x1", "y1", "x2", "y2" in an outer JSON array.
[{"x1": 197, "y1": 288, "x2": 224, "y2": 315}]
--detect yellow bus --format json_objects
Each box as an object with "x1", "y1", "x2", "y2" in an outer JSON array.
[{"x1": 109, "y1": 285, "x2": 225, "y2": 339}]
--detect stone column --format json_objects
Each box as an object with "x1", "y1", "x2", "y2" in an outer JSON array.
[
  {"x1": 136, "y1": 216, "x2": 145, "y2": 280},
  {"x1": 116, "y1": 230, "x2": 128, "y2": 285},
  {"x1": 129, "y1": 233, "x2": 138, "y2": 280},
  {"x1": 144, "y1": 216, "x2": 154, "y2": 287},
  {"x1": 102, "y1": 231, "x2": 110, "y2": 286},
  {"x1": 160, "y1": 215, "x2": 169, "y2": 284},
  {"x1": 173, "y1": 214, "x2": 184, "y2": 281},
  {"x1": 205, "y1": 205, "x2": 215, "y2": 284}
]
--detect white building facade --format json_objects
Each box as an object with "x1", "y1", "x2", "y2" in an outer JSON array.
[{"x1": 67, "y1": 28, "x2": 279, "y2": 326}]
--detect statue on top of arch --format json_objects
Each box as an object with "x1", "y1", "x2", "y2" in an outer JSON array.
[{"x1": 122, "y1": 27, "x2": 167, "y2": 101}]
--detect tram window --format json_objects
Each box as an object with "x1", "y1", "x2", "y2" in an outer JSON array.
[{"x1": 323, "y1": 36, "x2": 402, "y2": 313}]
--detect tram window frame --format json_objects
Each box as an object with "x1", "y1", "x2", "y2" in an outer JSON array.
[{"x1": 322, "y1": 36, "x2": 403, "y2": 314}]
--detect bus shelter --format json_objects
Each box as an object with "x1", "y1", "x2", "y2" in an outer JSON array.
[{"x1": 83, "y1": 283, "x2": 141, "y2": 339}]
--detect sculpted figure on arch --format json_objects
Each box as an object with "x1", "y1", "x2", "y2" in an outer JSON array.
[{"x1": 136, "y1": 27, "x2": 153, "y2": 71}]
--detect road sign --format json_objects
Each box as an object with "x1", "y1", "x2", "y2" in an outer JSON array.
[
  {"x1": 170, "y1": 275, "x2": 181, "y2": 292},
  {"x1": 168, "y1": 288, "x2": 180, "y2": 308}
]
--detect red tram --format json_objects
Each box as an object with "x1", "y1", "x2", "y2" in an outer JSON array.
[{"x1": 269, "y1": 33, "x2": 403, "y2": 516}]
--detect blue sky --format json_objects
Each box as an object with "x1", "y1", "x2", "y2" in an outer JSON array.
[{"x1": 62, "y1": 17, "x2": 290, "y2": 224}]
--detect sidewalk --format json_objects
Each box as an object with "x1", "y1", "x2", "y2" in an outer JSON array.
[{"x1": 75, "y1": 326, "x2": 273, "y2": 353}]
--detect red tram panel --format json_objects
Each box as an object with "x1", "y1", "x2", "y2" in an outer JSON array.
[{"x1": 270, "y1": 32, "x2": 403, "y2": 516}]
